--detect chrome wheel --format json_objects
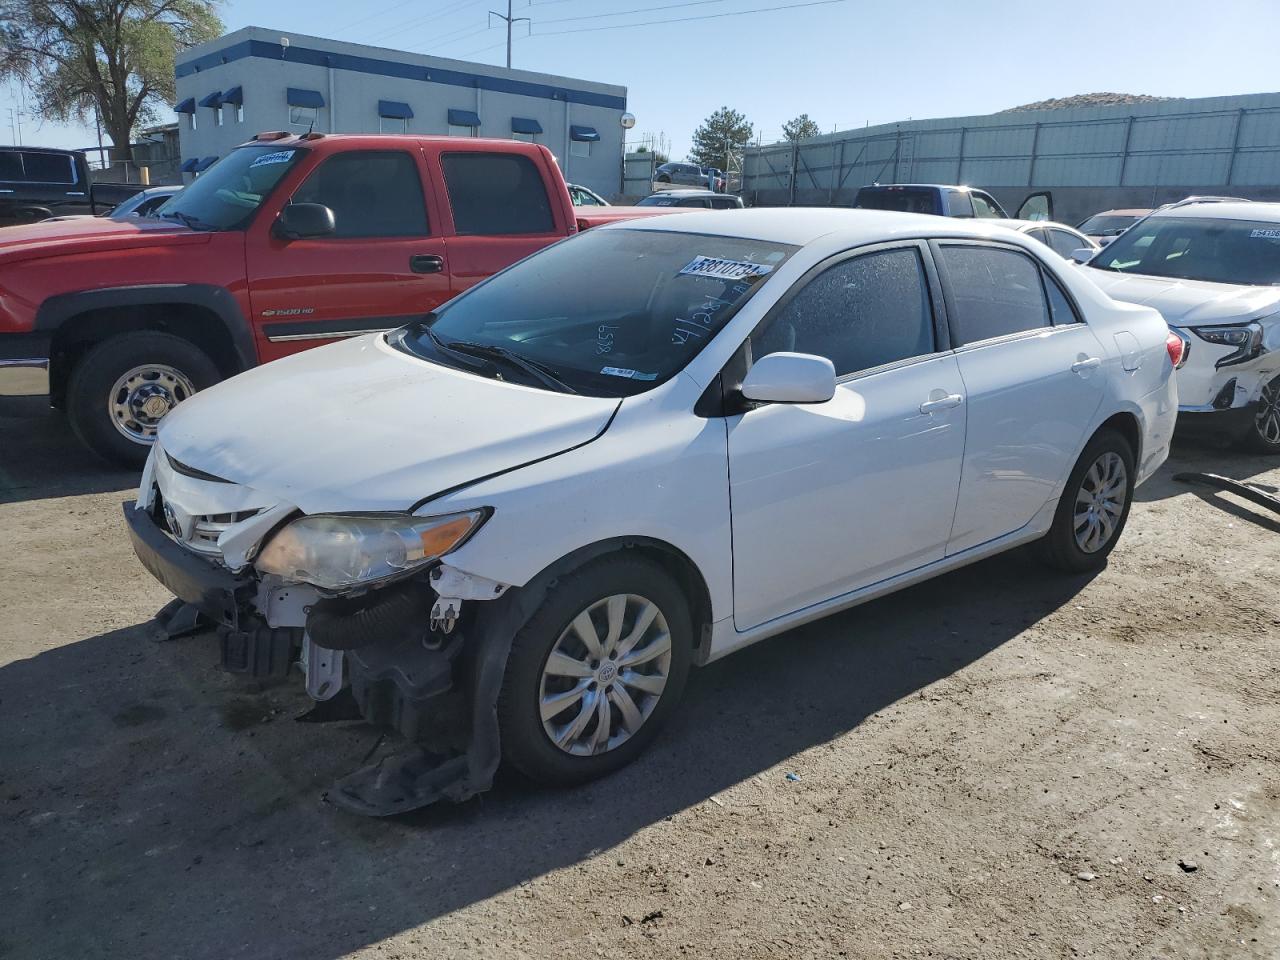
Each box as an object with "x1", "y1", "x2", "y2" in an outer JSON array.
[
  {"x1": 539, "y1": 593, "x2": 672, "y2": 757},
  {"x1": 1255, "y1": 377, "x2": 1280, "y2": 446},
  {"x1": 108, "y1": 364, "x2": 196, "y2": 444},
  {"x1": 1073, "y1": 451, "x2": 1127, "y2": 553}
]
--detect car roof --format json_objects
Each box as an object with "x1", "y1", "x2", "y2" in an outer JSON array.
[
  {"x1": 1150, "y1": 201, "x2": 1280, "y2": 222},
  {"x1": 857, "y1": 183, "x2": 976, "y2": 192},
  {"x1": 1087, "y1": 208, "x2": 1150, "y2": 217},
  {"x1": 611, "y1": 207, "x2": 1047, "y2": 247},
  {"x1": 653, "y1": 189, "x2": 724, "y2": 197},
  {"x1": 1000, "y1": 219, "x2": 1082, "y2": 231}
]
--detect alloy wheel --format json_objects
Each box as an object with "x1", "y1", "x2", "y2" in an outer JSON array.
[
  {"x1": 1073, "y1": 451, "x2": 1128, "y2": 553},
  {"x1": 539, "y1": 593, "x2": 672, "y2": 756},
  {"x1": 1255, "y1": 376, "x2": 1280, "y2": 446},
  {"x1": 108, "y1": 363, "x2": 196, "y2": 444}
]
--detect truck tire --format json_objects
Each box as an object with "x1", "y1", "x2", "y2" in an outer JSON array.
[{"x1": 66, "y1": 331, "x2": 220, "y2": 467}]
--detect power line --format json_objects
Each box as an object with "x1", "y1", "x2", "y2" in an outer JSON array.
[
  {"x1": 363, "y1": 0, "x2": 487, "y2": 44},
  {"x1": 529, "y1": 0, "x2": 848, "y2": 36},
  {"x1": 537, "y1": 0, "x2": 730, "y2": 26}
]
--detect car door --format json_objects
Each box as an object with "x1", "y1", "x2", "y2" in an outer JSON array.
[
  {"x1": 1016, "y1": 190, "x2": 1054, "y2": 221},
  {"x1": 726, "y1": 242, "x2": 968, "y2": 631},
  {"x1": 932, "y1": 241, "x2": 1107, "y2": 554},
  {"x1": 246, "y1": 147, "x2": 449, "y2": 363},
  {"x1": 434, "y1": 148, "x2": 569, "y2": 295}
]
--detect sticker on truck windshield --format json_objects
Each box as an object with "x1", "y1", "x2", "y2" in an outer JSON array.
[
  {"x1": 678, "y1": 256, "x2": 774, "y2": 281},
  {"x1": 250, "y1": 150, "x2": 296, "y2": 168},
  {"x1": 601, "y1": 366, "x2": 657, "y2": 381},
  {"x1": 1250, "y1": 228, "x2": 1280, "y2": 239}
]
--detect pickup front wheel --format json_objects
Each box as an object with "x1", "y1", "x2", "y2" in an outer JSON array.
[{"x1": 67, "y1": 332, "x2": 220, "y2": 467}]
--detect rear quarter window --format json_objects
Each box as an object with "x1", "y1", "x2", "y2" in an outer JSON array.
[{"x1": 441, "y1": 152, "x2": 556, "y2": 236}]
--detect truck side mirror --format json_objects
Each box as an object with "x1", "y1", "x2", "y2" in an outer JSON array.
[{"x1": 274, "y1": 202, "x2": 335, "y2": 240}]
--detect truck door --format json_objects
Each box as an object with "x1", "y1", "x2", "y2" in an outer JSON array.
[
  {"x1": 431, "y1": 147, "x2": 571, "y2": 296},
  {"x1": 246, "y1": 146, "x2": 450, "y2": 362}
]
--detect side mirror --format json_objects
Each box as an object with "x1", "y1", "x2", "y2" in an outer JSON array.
[
  {"x1": 740, "y1": 352, "x2": 836, "y2": 405},
  {"x1": 1070, "y1": 247, "x2": 1094, "y2": 264},
  {"x1": 274, "y1": 202, "x2": 335, "y2": 240}
]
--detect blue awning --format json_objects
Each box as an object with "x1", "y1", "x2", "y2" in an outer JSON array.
[
  {"x1": 511, "y1": 117, "x2": 542, "y2": 135},
  {"x1": 221, "y1": 86, "x2": 243, "y2": 106},
  {"x1": 378, "y1": 100, "x2": 413, "y2": 119},
  {"x1": 195, "y1": 156, "x2": 219, "y2": 172},
  {"x1": 286, "y1": 88, "x2": 325, "y2": 108},
  {"x1": 198, "y1": 91, "x2": 222, "y2": 109},
  {"x1": 569, "y1": 125, "x2": 600, "y2": 142},
  {"x1": 174, "y1": 98, "x2": 196, "y2": 114},
  {"x1": 179, "y1": 158, "x2": 200, "y2": 172},
  {"x1": 448, "y1": 108, "x2": 481, "y2": 128}
]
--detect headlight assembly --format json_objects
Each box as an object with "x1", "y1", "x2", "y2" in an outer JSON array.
[
  {"x1": 1190, "y1": 321, "x2": 1264, "y2": 368},
  {"x1": 255, "y1": 509, "x2": 487, "y2": 591}
]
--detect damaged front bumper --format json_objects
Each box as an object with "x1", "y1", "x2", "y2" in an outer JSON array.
[{"x1": 123, "y1": 498, "x2": 529, "y2": 817}]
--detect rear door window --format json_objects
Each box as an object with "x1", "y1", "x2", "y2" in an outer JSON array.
[
  {"x1": 441, "y1": 152, "x2": 556, "y2": 236},
  {"x1": 937, "y1": 244, "x2": 1052, "y2": 345},
  {"x1": 0, "y1": 151, "x2": 77, "y2": 184},
  {"x1": 291, "y1": 150, "x2": 428, "y2": 238},
  {"x1": 854, "y1": 187, "x2": 940, "y2": 215},
  {"x1": 948, "y1": 191, "x2": 974, "y2": 217},
  {"x1": 753, "y1": 246, "x2": 936, "y2": 376},
  {"x1": 1047, "y1": 228, "x2": 1086, "y2": 258}
]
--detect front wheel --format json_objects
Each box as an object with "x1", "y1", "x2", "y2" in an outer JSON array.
[
  {"x1": 1241, "y1": 374, "x2": 1280, "y2": 454},
  {"x1": 66, "y1": 331, "x2": 220, "y2": 467},
  {"x1": 497, "y1": 557, "x2": 692, "y2": 786},
  {"x1": 1039, "y1": 428, "x2": 1135, "y2": 573}
]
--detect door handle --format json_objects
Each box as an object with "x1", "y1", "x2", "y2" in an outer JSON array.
[
  {"x1": 919, "y1": 394, "x2": 963, "y2": 414},
  {"x1": 410, "y1": 254, "x2": 445, "y2": 274},
  {"x1": 1071, "y1": 356, "x2": 1102, "y2": 374}
]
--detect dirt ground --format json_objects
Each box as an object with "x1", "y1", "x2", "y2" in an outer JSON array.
[{"x1": 1, "y1": 394, "x2": 1278, "y2": 960}]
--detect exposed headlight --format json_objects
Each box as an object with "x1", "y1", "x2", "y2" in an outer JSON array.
[
  {"x1": 255, "y1": 510, "x2": 487, "y2": 591},
  {"x1": 1189, "y1": 321, "x2": 1265, "y2": 368}
]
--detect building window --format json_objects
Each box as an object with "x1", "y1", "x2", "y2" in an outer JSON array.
[
  {"x1": 235, "y1": 104, "x2": 244, "y2": 123},
  {"x1": 290, "y1": 105, "x2": 318, "y2": 128},
  {"x1": 569, "y1": 139, "x2": 591, "y2": 159},
  {"x1": 448, "y1": 124, "x2": 476, "y2": 138},
  {"x1": 512, "y1": 131, "x2": 534, "y2": 143},
  {"x1": 380, "y1": 115, "x2": 407, "y2": 134},
  {"x1": 187, "y1": 113, "x2": 197, "y2": 131},
  {"x1": 213, "y1": 109, "x2": 223, "y2": 127}
]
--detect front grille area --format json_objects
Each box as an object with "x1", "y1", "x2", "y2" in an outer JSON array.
[{"x1": 186, "y1": 510, "x2": 261, "y2": 556}]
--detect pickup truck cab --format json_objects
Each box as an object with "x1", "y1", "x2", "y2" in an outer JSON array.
[
  {"x1": 0, "y1": 146, "x2": 144, "y2": 225},
  {"x1": 853, "y1": 183, "x2": 1053, "y2": 222},
  {"x1": 0, "y1": 133, "x2": 658, "y2": 465}
]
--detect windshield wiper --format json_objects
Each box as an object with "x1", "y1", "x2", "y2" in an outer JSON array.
[
  {"x1": 160, "y1": 210, "x2": 215, "y2": 231},
  {"x1": 440, "y1": 339, "x2": 578, "y2": 394}
]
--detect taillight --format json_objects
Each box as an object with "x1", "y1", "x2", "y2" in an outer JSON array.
[{"x1": 1166, "y1": 330, "x2": 1188, "y2": 368}]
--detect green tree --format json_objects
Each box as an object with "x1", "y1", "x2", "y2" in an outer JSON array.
[
  {"x1": 689, "y1": 106, "x2": 753, "y2": 173},
  {"x1": 783, "y1": 113, "x2": 822, "y2": 142},
  {"x1": 0, "y1": 1, "x2": 223, "y2": 162}
]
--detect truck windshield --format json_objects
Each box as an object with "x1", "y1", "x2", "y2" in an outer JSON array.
[
  {"x1": 391, "y1": 228, "x2": 797, "y2": 397},
  {"x1": 154, "y1": 145, "x2": 306, "y2": 230},
  {"x1": 1090, "y1": 216, "x2": 1280, "y2": 286},
  {"x1": 853, "y1": 187, "x2": 940, "y2": 215}
]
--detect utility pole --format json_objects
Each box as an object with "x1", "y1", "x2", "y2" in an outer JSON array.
[{"x1": 489, "y1": 0, "x2": 529, "y2": 70}]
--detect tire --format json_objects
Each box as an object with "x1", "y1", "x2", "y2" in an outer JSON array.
[
  {"x1": 1038, "y1": 428, "x2": 1136, "y2": 573},
  {"x1": 656, "y1": 174, "x2": 671, "y2": 184},
  {"x1": 1241, "y1": 374, "x2": 1280, "y2": 454},
  {"x1": 66, "y1": 331, "x2": 221, "y2": 467},
  {"x1": 497, "y1": 556, "x2": 693, "y2": 786}
]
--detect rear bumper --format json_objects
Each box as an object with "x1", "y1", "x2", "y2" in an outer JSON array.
[{"x1": 0, "y1": 334, "x2": 52, "y2": 397}]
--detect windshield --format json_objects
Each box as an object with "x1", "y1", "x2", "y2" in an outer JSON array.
[
  {"x1": 1078, "y1": 214, "x2": 1141, "y2": 236},
  {"x1": 853, "y1": 188, "x2": 940, "y2": 215},
  {"x1": 391, "y1": 228, "x2": 797, "y2": 397},
  {"x1": 637, "y1": 195, "x2": 683, "y2": 206},
  {"x1": 1090, "y1": 215, "x2": 1280, "y2": 285},
  {"x1": 154, "y1": 145, "x2": 307, "y2": 230}
]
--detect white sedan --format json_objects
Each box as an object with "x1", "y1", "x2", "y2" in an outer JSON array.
[{"x1": 126, "y1": 209, "x2": 1178, "y2": 815}]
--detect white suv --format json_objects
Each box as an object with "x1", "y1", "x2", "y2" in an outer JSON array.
[
  {"x1": 127, "y1": 209, "x2": 1177, "y2": 815},
  {"x1": 1082, "y1": 200, "x2": 1280, "y2": 452}
]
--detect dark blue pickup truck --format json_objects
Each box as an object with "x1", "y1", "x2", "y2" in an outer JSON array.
[{"x1": 0, "y1": 147, "x2": 145, "y2": 226}]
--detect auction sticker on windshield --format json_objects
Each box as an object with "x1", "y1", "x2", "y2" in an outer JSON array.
[
  {"x1": 250, "y1": 150, "x2": 296, "y2": 169},
  {"x1": 679, "y1": 256, "x2": 774, "y2": 281}
]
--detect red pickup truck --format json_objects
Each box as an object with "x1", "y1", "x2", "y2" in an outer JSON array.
[{"x1": 0, "y1": 133, "x2": 667, "y2": 465}]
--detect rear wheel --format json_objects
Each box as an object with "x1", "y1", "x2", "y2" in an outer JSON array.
[
  {"x1": 655, "y1": 174, "x2": 671, "y2": 184},
  {"x1": 66, "y1": 331, "x2": 220, "y2": 467},
  {"x1": 1039, "y1": 428, "x2": 1135, "y2": 573},
  {"x1": 1242, "y1": 374, "x2": 1280, "y2": 454},
  {"x1": 497, "y1": 557, "x2": 692, "y2": 786}
]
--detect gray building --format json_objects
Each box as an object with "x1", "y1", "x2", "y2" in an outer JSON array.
[
  {"x1": 742, "y1": 92, "x2": 1280, "y2": 224},
  {"x1": 173, "y1": 26, "x2": 628, "y2": 196}
]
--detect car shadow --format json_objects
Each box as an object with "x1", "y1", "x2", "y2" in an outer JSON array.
[
  {"x1": 0, "y1": 398, "x2": 138, "y2": 504},
  {"x1": 1, "y1": 548, "x2": 1096, "y2": 960}
]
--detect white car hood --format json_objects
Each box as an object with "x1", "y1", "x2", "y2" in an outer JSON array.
[
  {"x1": 157, "y1": 334, "x2": 620, "y2": 513},
  {"x1": 1083, "y1": 268, "x2": 1280, "y2": 327}
]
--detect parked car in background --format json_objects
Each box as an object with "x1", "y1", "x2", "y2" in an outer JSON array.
[
  {"x1": 998, "y1": 219, "x2": 1099, "y2": 260},
  {"x1": 1077, "y1": 208, "x2": 1151, "y2": 245},
  {"x1": 1081, "y1": 198, "x2": 1280, "y2": 452},
  {"x1": 42, "y1": 184, "x2": 184, "y2": 223},
  {"x1": 567, "y1": 183, "x2": 610, "y2": 207},
  {"x1": 654, "y1": 161, "x2": 720, "y2": 189},
  {"x1": 126, "y1": 208, "x2": 1176, "y2": 815},
  {"x1": 853, "y1": 183, "x2": 1054, "y2": 222},
  {"x1": 0, "y1": 134, "x2": 677, "y2": 465},
  {"x1": 637, "y1": 189, "x2": 744, "y2": 209},
  {"x1": 0, "y1": 146, "x2": 146, "y2": 226}
]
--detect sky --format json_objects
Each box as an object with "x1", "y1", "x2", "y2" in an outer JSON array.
[{"x1": 5, "y1": 0, "x2": 1280, "y2": 159}]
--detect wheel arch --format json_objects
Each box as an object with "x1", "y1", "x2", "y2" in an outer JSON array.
[
  {"x1": 1093, "y1": 409, "x2": 1142, "y2": 466},
  {"x1": 37, "y1": 285, "x2": 255, "y2": 402}
]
